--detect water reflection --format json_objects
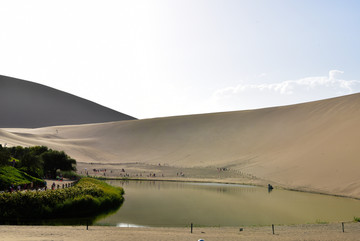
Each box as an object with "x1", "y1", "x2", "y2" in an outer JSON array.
[
  {"x1": 98, "y1": 180, "x2": 360, "y2": 227},
  {"x1": 0, "y1": 201, "x2": 122, "y2": 225},
  {"x1": 117, "y1": 223, "x2": 146, "y2": 228}
]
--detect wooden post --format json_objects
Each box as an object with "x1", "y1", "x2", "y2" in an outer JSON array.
[
  {"x1": 342, "y1": 222, "x2": 344, "y2": 233},
  {"x1": 86, "y1": 220, "x2": 89, "y2": 230},
  {"x1": 191, "y1": 223, "x2": 193, "y2": 233},
  {"x1": 272, "y1": 224, "x2": 275, "y2": 234}
]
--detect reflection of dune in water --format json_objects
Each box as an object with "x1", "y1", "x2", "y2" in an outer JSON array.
[
  {"x1": 98, "y1": 181, "x2": 360, "y2": 227},
  {"x1": 117, "y1": 223, "x2": 147, "y2": 228}
]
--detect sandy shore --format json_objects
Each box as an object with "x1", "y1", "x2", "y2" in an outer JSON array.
[
  {"x1": 1, "y1": 222, "x2": 360, "y2": 241},
  {"x1": 77, "y1": 162, "x2": 266, "y2": 187}
]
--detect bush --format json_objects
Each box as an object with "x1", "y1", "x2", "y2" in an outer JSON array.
[
  {"x1": 59, "y1": 170, "x2": 80, "y2": 179},
  {"x1": 0, "y1": 178, "x2": 124, "y2": 222}
]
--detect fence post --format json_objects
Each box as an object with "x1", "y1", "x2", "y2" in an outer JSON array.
[
  {"x1": 272, "y1": 224, "x2": 275, "y2": 234},
  {"x1": 191, "y1": 223, "x2": 193, "y2": 233},
  {"x1": 342, "y1": 222, "x2": 344, "y2": 233}
]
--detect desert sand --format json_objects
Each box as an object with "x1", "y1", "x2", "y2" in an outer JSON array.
[
  {"x1": 1, "y1": 82, "x2": 360, "y2": 240},
  {"x1": 1, "y1": 93, "x2": 360, "y2": 199},
  {"x1": 1, "y1": 222, "x2": 360, "y2": 241}
]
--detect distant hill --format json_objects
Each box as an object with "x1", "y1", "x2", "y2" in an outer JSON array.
[{"x1": 0, "y1": 75, "x2": 136, "y2": 128}]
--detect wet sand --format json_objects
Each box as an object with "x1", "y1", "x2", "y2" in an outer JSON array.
[{"x1": 1, "y1": 222, "x2": 360, "y2": 241}]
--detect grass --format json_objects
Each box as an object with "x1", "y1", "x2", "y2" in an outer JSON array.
[
  {"x1": 0, "y1": 166, "x2": 44, "y2": 190},
  {"x1": 0, "y1": 177, "x2": 124, "y2": 224}
]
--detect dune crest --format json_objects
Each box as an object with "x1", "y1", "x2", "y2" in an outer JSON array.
[{"x1": 0, "y1": 75, "x2": 135, "y2": 128}]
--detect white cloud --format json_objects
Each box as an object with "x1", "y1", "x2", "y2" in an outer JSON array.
[{"x1": 212, "y1": 70, "x2": 360, "y2": 111}]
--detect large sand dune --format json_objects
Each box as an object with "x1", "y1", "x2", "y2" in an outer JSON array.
[
  {"x1": 0, "y1": 75, "x2": 135, "y2": 128},
  {"x1": 1, "y1": 93, "x2": 360, "y2": 198}
]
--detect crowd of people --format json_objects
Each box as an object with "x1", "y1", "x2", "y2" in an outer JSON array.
[
  {"x1": 6, "y1": 181, "x2": 46, "y2": 193},
  {"x1": 3, "y1": 179, "x2": 75, "y2": 193}
]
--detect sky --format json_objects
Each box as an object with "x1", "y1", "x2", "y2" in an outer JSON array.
[{"x1": 1, "y1": 0, "x2": 360, "y2": 119}]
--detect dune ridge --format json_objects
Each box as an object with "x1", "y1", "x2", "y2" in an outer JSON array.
[
  {"x1": 1, "y1": 93, "x2": 360, "y2": 198},
  {"x1": 0, "y1": 75, "x2": 135, "y2": 128}
]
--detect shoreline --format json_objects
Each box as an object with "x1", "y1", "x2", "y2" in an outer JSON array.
[
  {"x1": 77, "y1": 161, "x2": 360, "y2": 201},
  {"x1": 90, "y1": 175, "x2": 360, "y2": 201},
  {"x1": 2, "y1": 222, "x2": 360, "y2": 241}
]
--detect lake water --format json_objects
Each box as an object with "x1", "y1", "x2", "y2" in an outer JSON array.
[{"x1": 97, "y1": 180, "x2": 360, "y2": 227}]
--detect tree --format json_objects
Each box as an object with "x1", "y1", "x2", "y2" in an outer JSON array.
[
  {"x1": 41, "y1": 150, "x2": 76, "y2": 178},
  {"x1": 8, "y1": 146, "x2": 25, "y2": 160},
  {"x1": 11, "y1": 146, "x2": 48, "y2": 177},
  {"x1": 29, "y1": 146, "x2": 48, "y2": 156},
  {"x1": 20, "y1": 153, "x2": 43, "y2": 178},
  {"x1": 0, "y1": 145, "x2": 10, "y2": 166}
]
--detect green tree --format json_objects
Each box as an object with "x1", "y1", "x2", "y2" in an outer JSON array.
[
  {"x1": 41, "y1": 150, "x2": 76, "y2": 178},
  {"x1": 29, "y1": 146, "x2": 48, "y2": 156},
  {"x1": 14, "y1": 146, "x2": 48, "y2": 178},
  {"x1": 0, "y1": 145, "x2": 10, "y2": 166},
  {"x1": 19, "y1": 153, "x2": 43, "y2": 178},
  {"x1": 8, "y1": 146, "x2": 25, "y2": 160}
]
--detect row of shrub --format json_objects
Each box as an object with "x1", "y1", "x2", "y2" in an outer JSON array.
[{"x1": 0, "y1": 177, "x2": 124, "y2": 222}]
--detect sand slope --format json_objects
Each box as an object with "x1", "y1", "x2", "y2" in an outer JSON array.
[
  {"x1": 1, "y1": 93, "x2": 360, "y2": 198},
  {"x1": 0, "y1": 75, "x2": 135, "y2": 128}
]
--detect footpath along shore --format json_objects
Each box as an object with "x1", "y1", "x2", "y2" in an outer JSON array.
[
  {"x1": 1, "y1": 222, "x2": 360, "y2": 241},
  {"x1": 45, "y1": 178, "x2": 76, "y2": 190}
]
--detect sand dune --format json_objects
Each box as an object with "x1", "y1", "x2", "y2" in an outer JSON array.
[
  {"x1": 1, "y1": 93, "x2": 360, "y2": 198},
  {"x1": 0, "y1": 75, "x2": 135, "y2": 128}
]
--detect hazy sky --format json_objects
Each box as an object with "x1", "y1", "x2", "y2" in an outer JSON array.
[{"x1": 1, "y1": 0, "x2": 360, "y2": 119}]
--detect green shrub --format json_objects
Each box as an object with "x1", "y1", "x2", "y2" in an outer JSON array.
[
  {"x1": 59, "y1": 170, "x2": 80, "y2": 179},
  {"x1": 0, "y1": 178, "x2": 124, "y2": 222}
]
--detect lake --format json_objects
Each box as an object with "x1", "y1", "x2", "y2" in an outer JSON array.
[{"x1": 97, "y1": 180, "x2": 360, "y2": 227}]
